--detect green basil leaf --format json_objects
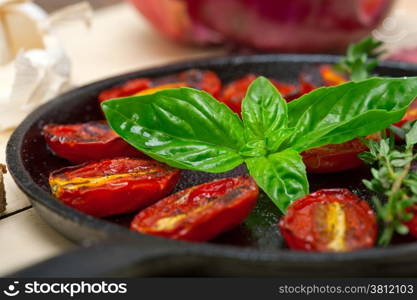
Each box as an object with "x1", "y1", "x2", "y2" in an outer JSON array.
[
  {"x1": 286, "y1": 77, "x2": 417, "y2": 152},
  {"x1": 241, "y1": 77, "x2": 288, "y2": 145},
  {"x1": 102, "y1": 87, "x2": 245, "y2": 172},
  {"x1": 245, "y1": 149, "x2": 308, "y2": 213}
]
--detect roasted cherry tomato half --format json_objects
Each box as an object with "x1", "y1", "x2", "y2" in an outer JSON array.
[
  {"x1": 395, "y1": 98, "x2": 417, "y2": 128},
  {"x1": 286, "y1": 66, "x2": 346, "y2": 101},
  {"x1": 132, "y1": 82, "x2": 187, "y2": 96},
  {"x1": 98, "y1": 69, "x2": 222, "y2": 103},
  {"x1": 279, "y1": 189, "x2": 377, "y2": 252},
  {"x1": 49, "y1": 158, "x2": 180, "y2": 217},
  {"x1": 319, "y1": 65, "x2": 347, "y2": 86},
  {"x1": 156, "y1": 69, "x2": 222, "y2": 98},
  {"x1": 302, "y1": 134, "x2": 379, "y2": 174},
  {"x1": 43, "y1": 121, "x2": 144, "y2": 163},
  {"x1": 220, "y1": 74, "x2": 296, "y2": 114},
  {"x1": 301, "y1": 138, "x2": 367, "y2": 174},
  {"x1": 131, "y1": 175, "x2": 259, "y2": 242},
  {"x1": 404, "y1": 205, "x2": 417, "y2": 239},
  {"x1": 298, "y1": 74, "x2": 317, "y2": 95},
  {"x1": 284, "y1": 74, "x2": 319, "y2": 102},
  {"x1": 98, "y1": 78, "x2": 152, "y2": 103}
]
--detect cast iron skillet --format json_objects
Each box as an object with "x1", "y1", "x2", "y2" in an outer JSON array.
[{"x1": 7, "y1": 54, "x2": 417, "y2": 277}]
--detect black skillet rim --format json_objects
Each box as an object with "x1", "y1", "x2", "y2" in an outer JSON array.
[{"x1": 7, "y1": 53, "x2": 417, "y2": 264}]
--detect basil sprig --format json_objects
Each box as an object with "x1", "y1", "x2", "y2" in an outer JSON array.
[
  {"x1": 333, "y1": 36, "x2": 383, "y2": 81},
  {"x1": 103, "y1": 76, "x2": 417, "y2": 213}
]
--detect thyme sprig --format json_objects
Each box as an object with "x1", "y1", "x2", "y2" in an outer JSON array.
[{"x1": 360, "y1": 122, "x2": 417, "y2": 246}]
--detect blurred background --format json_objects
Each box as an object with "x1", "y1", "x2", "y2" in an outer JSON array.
[
  {"x1": 35, "y1": 0, "x2": 120, "y2": 11},
  {"x1": 34, "y1": 0, "x2": 416, "y2": 51},
  {"x1": 29, "y1": 0, "x2": 417, "y2": 86}
]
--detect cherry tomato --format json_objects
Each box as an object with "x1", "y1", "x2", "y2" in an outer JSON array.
[
  {"x1": 220, "y1": 74, "x2": 297, "y2": 114},
  {"x1": 298, "y1": 74, "x2": 317, "y2": 95},
  {"x1": 302, "y1": 133, "x2": 380, "y2": 174},
  {"x1": 160, "y1": 69, "x2": 222, "y2": 98},
  {"x1": 286, "y1": 67, "x2": 346, "y2": 101},
  {"x1": 98, "y1": 69, "x2": 222, "y2": 103},
  {"x1": 133, "y1": 82, "x2": 187, "y2": 96},
  {"x1": 278, "y1": 74, "x2": 319, "y2": 102},
  {"x1": 319, "y1": 65, "x2": 347, "y2": 86},
  {"x1": 301, "y1": 138, "x2": 367, "y2": 174},
  {"x1": 394, "y1": 98, "x2": 417, "y2": 128},
  {"x1": 49, "y1": 158, "x2": 180, "y2": 217},
  {"x1": 131, "y1": 175, "x2": 259, "y2": 242},
  {"x1": 219, "y1": 74, "x2": 255, "y2": 114},
  {"x1": 279, "y1": 189, "x2": 377, "y2": 252},
  {"x1": 404, "y1": 205, "x2": 417, "y2": 239},
  {"x1": 296, "y1": 66, "x2": 371, "y2": 173},
  {"x1": 98, "y1": 78, "x2": 152, "y2": 103},
  {"x1": 43, "y1": 121, "x2": 144, "y2": 163}
]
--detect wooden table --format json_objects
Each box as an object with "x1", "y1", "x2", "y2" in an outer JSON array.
[{"x1": 0, "y1": 0, "x2": 416, "y2": 276}]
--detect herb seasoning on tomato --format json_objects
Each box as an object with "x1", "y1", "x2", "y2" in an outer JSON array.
[
  {"x1": 279, "y1": 189, "x2": 377, "y2": 252},
  {"x1": 49, "y1": 158, "x2": 180, "y2": 217},
  {"x1": 131, "y1": 175, "x2": 258, "y2": 242},
  {"x1": 43, "y1": 121, "x2": 144, "y2": 163}
]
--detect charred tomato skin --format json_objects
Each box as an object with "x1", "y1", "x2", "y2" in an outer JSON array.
[
  {"x1": 43, "y1": 121, "x2": 144, "y2": 163},
  {"x1": 279, "y1": 189, "x2": 377, "y2": 252},
  {"x1": 173, "y1": 69, "x2": 222, "y2": 98},
  {"x1": 98, "y1": 69, "x2": 222, "y2": 103},
  {"x1": 131, "y1": 175, "x2": 259, "y2": 242},
  {"x1": 49, "y1": 158, "x2": 180, "y2": 217},
  {"x1": 98, "y1": 78, "x2": 152, "y2": 103}
]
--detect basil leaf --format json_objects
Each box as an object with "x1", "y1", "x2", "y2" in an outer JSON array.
[
  {"x1": 102, "y1": 88, "x2": 245, "y2": 172},
  {"x1": 241, "y1": 77, "x2": 288, "y2": 152},
  {"x1": 286, "y1": 77, "x2": 417, "y2": 152},
  {"x1": 246, "y1": 149, "x2": 308, "y2": 213}
]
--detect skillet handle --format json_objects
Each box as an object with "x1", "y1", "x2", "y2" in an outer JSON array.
[
  {"x1": 10, "y1": 238, "x2": 198, "y2": 277},
  {"x1": 12, "y1": 237, "x2": 265, "y2": 277},
  {"x1": 12, "y1": 237, "x2": 417, "y2": 277},
  {"x1": 10, "y1": 237, "x2": 282, "y2": 277}
]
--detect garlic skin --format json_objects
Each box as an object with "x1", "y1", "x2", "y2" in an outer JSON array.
[
  {"x1": 0, "y1": 1, "x2": 91, "y2": 131},
  {"x1": 0, "y1": 48, "x2": 71, "y2": 130}
]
